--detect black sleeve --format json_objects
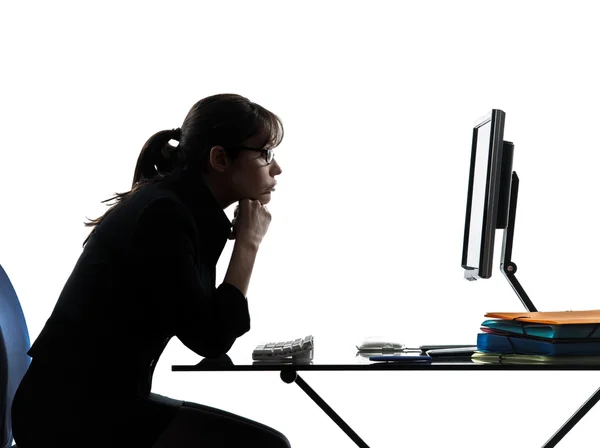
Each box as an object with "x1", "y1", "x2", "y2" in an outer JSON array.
[{"x1": 133, "y1": 197, "x2": 250, "y2": 358}]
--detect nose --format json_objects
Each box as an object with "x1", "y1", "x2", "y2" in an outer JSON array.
[{"x1": 271, "y1": 158, "x2": 283, "y2": 176}]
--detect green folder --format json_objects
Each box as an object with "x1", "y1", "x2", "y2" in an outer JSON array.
[{"x1": 472, "y1": 351, "x2": 600, "y2": 365}]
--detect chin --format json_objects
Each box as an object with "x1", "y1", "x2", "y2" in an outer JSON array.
[{"x1": 260, "y1": 192, "x2": 272, "y2": 204}]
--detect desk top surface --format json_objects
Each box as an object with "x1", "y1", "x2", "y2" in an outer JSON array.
[{"x1": 172, "y1": 350, "x2": 600, "y2": 372}]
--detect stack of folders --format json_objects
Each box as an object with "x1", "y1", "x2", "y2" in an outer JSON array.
[{"x1": 472, "y1": 310, "x2": 600, "y2": 365}]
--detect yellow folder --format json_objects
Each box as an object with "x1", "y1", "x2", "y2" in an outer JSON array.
[{"x1": 484, "y1": 310, "x2": 600, "y2": 325}]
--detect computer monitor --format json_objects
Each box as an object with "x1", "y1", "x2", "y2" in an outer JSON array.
[
  {"x1": 461, "y1": 109, "x2": 508, "y2": 280},
  {"x1": 461, "y1": 109, "x2": 537, "y2": 311}
]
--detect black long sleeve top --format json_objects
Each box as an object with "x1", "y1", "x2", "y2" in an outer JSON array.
[{"x1": 27, "y1": 168, "x2": 250, "y2": 399}]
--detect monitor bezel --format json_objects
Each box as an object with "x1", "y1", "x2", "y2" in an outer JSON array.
[{"x1": 462, "y1": 109, "x2": 506, "y2": 280}]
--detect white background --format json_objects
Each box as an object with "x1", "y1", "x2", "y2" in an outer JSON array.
[{"x1": 2, "y1": 1, "x2": 600, "y2": 447}]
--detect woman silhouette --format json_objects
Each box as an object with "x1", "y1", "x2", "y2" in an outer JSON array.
[{"x1": 11, "y1": 94, "x2": 289, "y2": 447}]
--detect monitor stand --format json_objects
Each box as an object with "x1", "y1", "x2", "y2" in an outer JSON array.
[{"x1": 499, "y1": 171, "x2": 538, "y2": 312}]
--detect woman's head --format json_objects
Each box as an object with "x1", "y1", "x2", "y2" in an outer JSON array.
[
  {"x1": 83, "y1": 94, "x2": 283, "y2": 241},
  {"x1": 133, "y1": 94, "x2": 283, "y2": 185}
]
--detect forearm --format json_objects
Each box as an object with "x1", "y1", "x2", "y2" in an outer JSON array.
[{"x1": 223, "y1": 240, "x2": 259, "y2": 297}]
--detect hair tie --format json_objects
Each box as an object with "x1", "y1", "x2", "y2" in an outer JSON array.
[{"x1": 172, "y1": 127, "x2": 182, "y2": 140}]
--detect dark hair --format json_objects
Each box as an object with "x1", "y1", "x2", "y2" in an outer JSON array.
[{"x1": 83, "y1": 93, "x2": 284, "y2": 245}]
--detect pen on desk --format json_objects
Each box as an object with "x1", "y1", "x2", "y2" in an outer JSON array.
[
  {"x1": 369, "y1": 355, "x2": 432, "y2": 362},
  {"x1": 357, "y1": 347, "x2": 422, "y2": 354}
]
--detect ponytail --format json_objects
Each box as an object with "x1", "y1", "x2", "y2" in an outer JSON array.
[
  {"x1": 132, "y1": 128, "x2": 182, "y2": 188},
  {"x1": 83, "y1": 127, "x2": 183, "y2": 246}
]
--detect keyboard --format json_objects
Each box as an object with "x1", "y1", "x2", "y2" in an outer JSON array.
[{"x1": 252, "y1": 335, "x2": 314, "y2": 360}]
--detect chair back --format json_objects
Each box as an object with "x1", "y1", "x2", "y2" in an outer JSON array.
[{"x1": 0, "y1": 265, "x2": 30, "y2": 448}]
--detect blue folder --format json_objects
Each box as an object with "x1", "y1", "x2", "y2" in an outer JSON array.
[
  {"x1": 477, "y1": 333, "x2": 600, "y2": 356},
  {"x1": 481, "y1": 319, "x2": 600, "y2": 340}
]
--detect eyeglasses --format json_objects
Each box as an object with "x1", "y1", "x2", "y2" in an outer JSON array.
[{"x1": 227, "y1": 146, "x2": 274, "y2": 164}]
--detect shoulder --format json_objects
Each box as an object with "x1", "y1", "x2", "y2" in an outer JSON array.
[
  {"x1": 136, "y1": 189, "x2": 196, "y2": 235},
  {"x1": 130, "y1": 191, "x2": 199, "y2": 256}
]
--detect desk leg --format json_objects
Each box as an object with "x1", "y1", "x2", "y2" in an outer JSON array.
[
  {"x1": 280, "y1": 369, "x2": 370, "y2": 448},
  {"x1": 542, "y1": 385, "x2": 600, "y2": 447}
]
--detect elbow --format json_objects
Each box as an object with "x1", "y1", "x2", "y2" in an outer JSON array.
[
  {"x1": 178, "y1": 331, "x2": 238, "y2": 359},
  {"x1": 177, "y1": 314, "x2": 250, "y2": 359},
  {"x1": 198, "y1": 322, "x2": 250, "y2": 359},
  {"x1": 199, "y1": 335, "x2": 237, "y2": 359}
]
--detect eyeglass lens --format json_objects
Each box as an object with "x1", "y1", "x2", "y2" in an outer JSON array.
[{"x1": 266, "y1": 149, "x2": 274, "y2": 164}]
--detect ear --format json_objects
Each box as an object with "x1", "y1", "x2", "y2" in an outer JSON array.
[{"x1": 207, "y1": 146, "x2": 230, "y2": 173}]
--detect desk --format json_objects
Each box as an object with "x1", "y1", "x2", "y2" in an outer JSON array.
[{"x1": 173, "y1": 352, "x2": 600, "y2": 448}]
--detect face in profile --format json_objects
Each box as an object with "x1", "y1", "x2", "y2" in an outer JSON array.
[
  {"x1": 229, "y1": 134, "x2": 282, "y2": 205},
  {"x1": 207, "y1": 132, "x2": 283, "y2": 207}
]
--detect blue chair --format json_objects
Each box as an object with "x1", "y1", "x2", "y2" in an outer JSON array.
[{"x1": 0, "y1": 264, "x2": 30, "y2": 448}]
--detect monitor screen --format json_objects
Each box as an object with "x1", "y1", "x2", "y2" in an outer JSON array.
[{"x1": 462, "y1": 110, "x2": 506, "y2": 280}]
